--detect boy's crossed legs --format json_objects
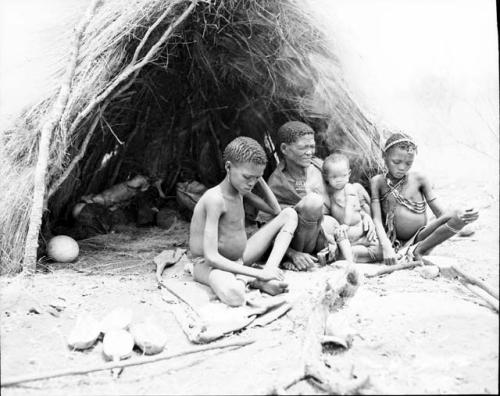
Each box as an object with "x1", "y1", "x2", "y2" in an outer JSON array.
[{"x1": 193, "y1": 207, "x2": 298, "y2": 307}]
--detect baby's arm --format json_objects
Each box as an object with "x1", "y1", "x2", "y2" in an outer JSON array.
[
  {"x1": 203, "y1": 194, "x2": 275, "y2": 280},
  {"x1": 342, "y1": 183, "x2": 359, "y2": 225},
  {"x1": 355, "y1": 183, "x2": 376, "y2": 241},
  {"x1": 370, "y1": 176, "x2": 397, "y2": 265},
  {"x1": 244, "y1": 177, "x2": 281, "y2": 215},
  {"x1": 355, "y1": 183, "x2": 372, "y2": 216}
]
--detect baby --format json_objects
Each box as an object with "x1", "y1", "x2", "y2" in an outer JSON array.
[{"x1": 322, "y1": 153, "x2": 382, "y2": 263}]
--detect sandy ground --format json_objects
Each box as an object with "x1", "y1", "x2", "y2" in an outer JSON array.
[{"x1": 0, "y1": 176, "x2": 498, "y2": 395}]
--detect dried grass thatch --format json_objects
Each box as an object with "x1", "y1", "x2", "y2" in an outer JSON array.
[{"x1": 0, "y1": 0, "x2": 384, "y2": 273}]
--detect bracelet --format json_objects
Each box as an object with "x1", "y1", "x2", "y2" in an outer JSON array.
[{"x1": 444, "y1": 222, "x2": 461, "y2": 234}]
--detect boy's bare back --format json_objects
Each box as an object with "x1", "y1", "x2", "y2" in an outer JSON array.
[{"x1": 189, "y1": 185, "x2": 247, "y2": 261}]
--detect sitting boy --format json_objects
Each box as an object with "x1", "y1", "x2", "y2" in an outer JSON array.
[
  {"x1": 189, "y1": 137, "x2": 298, "y2": 306},
  {"x1": 370, "y1": 132, "x2": 479, "y2": 265},
  {"x1": 322, "y1": 153, "x2": 382, "y2": 263}
]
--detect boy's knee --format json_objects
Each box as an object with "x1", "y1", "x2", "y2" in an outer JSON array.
[
  {"x1": 280, "y1": 207, "x2": 298, "y2": 228},
  {"x1": 219, "y1": 282, "x2": 246, "y2": 307},
  {"x1": 296, "y1": 193, "x2": 324, "y2": 221}
]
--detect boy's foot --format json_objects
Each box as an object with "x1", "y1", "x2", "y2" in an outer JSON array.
[
  {"x1": 251, "y1": 279, "x2": 289, "y2": 295},
  {"x1": 281, "y1": 261, "x2": 300, "y2": 271}
]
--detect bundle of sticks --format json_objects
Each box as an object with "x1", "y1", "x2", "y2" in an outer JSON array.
[{"x1": 267, "y1": 263, "x2": 371, "y2": 395}]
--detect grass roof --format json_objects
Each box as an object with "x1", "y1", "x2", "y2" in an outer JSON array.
[{"x1": 0, "y1": 0, "x2": 383, "y2": 273}]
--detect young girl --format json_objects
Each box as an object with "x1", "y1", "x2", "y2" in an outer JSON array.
[{"x1": 370, "y1": 132, "x2": 479, "y2": 265}]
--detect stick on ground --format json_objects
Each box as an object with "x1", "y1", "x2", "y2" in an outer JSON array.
[
  {"x1": 452, "y1": 266, "x2": 499, "y2": 300},
  {"x1": 462, "y1": 282, "x2": 499, "y2": 313},
  {"x1": 365, "y1": 260, "x2": 422, "y2": 278},
  {"x1": 1, "y1": 338, "x2": 254, "y2": 387}
]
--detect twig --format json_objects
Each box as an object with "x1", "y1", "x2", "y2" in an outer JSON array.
[
  {"x1": 451, "y1": 266, "x2": 498, "y2": 300},
  {"x1": 365, "y1": 260, "x2": 422, "y2": 278},
  {"x1": 47, "y1": 105, "x2": 106, "y2": 199},
  {"x1": 267, "y1": 266, "x2": 361, "y2": 394},
  {"x1": 22, "y1": 0, "x2": 102, "y2": 274},
  {"x1": 66, "y1": 0, "x2": 198, "y2": 142},
  {"x1": 1, "y1": 338, "x2": 254, "y2": 387},
  {"x1": 101, "y1": 114, "x2": 124, "y2": 144},
  {"x1": 251, "y1": 302, "x2": 292, "y2": 327},
  {"x1": 131, "y1": 3, "x2": 176, "y2": 65},
  {"x1": 462, "y1": 282, "x2": 499, "y2": 313}
]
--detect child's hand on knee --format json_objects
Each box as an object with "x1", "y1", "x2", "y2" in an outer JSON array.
[
  {"x1": 289, "y1": 251, "x2": 318, "y2": 271},
  {"x1": 260, "y1": 266, "x2": 285, "y2": 282}
]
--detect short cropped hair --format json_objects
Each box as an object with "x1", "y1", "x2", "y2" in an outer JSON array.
[
  {"x1": 383, "y1": 132, "x2": 417, "y2": 154},
  {"x1": 223, "y1": 136, "x2": 268, "y2": 166},
  {"x1": 322, "y1": 152, "x2": 350, "y2": 174},
  {"x1": 277, "y1": 121, "x2": 314, "y2": 145}
]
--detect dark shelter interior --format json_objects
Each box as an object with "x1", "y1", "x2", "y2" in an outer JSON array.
[{"x1": 1, "y1": 0, "x2": 383, "y2": 270}]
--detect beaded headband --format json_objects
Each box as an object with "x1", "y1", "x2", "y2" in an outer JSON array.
[{"x1": 383, "y1": 138, "x2": 417, "y2": 153}]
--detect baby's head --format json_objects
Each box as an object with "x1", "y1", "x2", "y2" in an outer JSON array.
[
  {"x1": 322, "y1": 152, "x2": 350, "y2": 190},
  {"x1": 223, "y1": 136, "x2": 268, "y2": 195},
  {"x1": 382, "y1": 132, "x2": 417, "y2": 179}
]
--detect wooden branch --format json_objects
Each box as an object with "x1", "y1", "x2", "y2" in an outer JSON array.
[
  {"x1": 47, "y1": 106, "x2": 105, "y2": 199},
  {"x1": 48, "y1": 64, "x2": 141, "y2": 199},
  {"x1": 1, "y1": 338, "x2": 254, "y2": 387},
  {"x1": 451, "y1": 266, "x2": 499, "y2": 300},
  {"x1": 365, "y1": 260, "x2": 422, "y2": 278},
  {"x1": 22, "y1": 0, "x2": 101, "y2": 274},
  {"x1": 251, "y1": 302, "x2": 292, "y2": 327},
  {"x1": 66, "y1": 0, "x2": 198, "y2": 142},
  {"x1": 267, "y1": 266, "x2": 361, "y2": 394},
  {"x1": 109, "y1": 108, "x2": 148, "y2": 185},
  {"x1": 462, "y1": 282, "x2": 499, "y2": 313},
  {"x1": 130, "y1": 3, "x2": 176, "y2": 64}
]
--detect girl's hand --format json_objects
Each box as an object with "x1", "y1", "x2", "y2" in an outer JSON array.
[
  {"x1": 459, "y1": 208, "x2": 479, "y2": 224},
  {"x1": 382, "y1": 245, "x2": 397, "y2": 266},
  {"x1": 260, "y1": 266, "x2": 285, "y2": 282}
]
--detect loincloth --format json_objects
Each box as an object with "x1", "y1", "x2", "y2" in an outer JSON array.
[
  {"x1": 393, "y1": 225, "x2": 425, "y2": 254},
  {"x1": 188, "y1": 253, "x2": 249, "y2": 284}
]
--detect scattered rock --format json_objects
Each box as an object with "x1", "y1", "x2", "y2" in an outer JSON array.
[
  {"x1": 101, "y1": 307, "x2": 133, "y2": 334},
  {"x1": 67, "y1": 314, "x2": 101, "y2": 350},
  {"x1": 130, "y1": 320, "x2": 168, "y2": 355},
  {"x1": 416, "y1": 265, "x2": 440, "y2": 279}
]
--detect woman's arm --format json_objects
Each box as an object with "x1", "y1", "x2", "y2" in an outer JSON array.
[{"x1": 244, "y1": 177, "x2": 281, "y2": 215}]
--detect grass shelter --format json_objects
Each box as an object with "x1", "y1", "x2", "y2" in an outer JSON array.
[{"x1": 0, "y1": 0, "x2": 384, "y2": 274}]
